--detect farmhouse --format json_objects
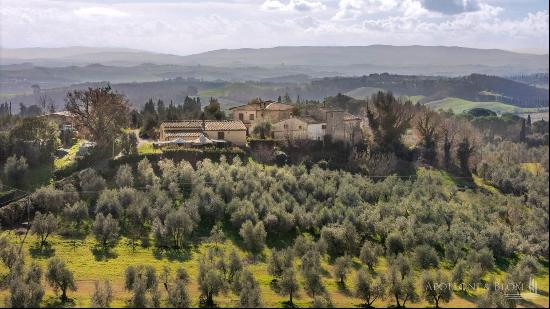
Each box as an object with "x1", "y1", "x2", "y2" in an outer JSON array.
[
  {"x1": 230, "y1": 100, "x2": 294, "y2": 129},
  {"x1": 271, "y1": 116, "x2": 327, "y2": 141},
  {"x1": 159, "y1": 120, "x2": 247, "y2": 146}
]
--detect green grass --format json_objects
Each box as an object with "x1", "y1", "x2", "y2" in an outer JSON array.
[
  {"x1": 137, "y1": 142, "x2": 162, "y2": 155},
  {"x1": 1, "y1": 232, "x2": 547, "y2": 308},
  {"x1": 423, "y1": 97, "x2": 524, "y2": 114},
  {"x1": 54, "y1": 141, "x2": 83, "y2": 170}
]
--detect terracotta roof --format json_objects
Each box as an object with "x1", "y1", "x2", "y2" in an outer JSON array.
[
  {"x1": 229, "y1": 103, "x2": 262, "y2": 111},
  {"x1": 298, "y1": 116, "x2": 324, "y2": 124},
  {"x1": 161, "y1": 120, "x2": 246, "y2": 131},
  {"x1": 265, "y1": 102, "x2": 294, "y2": 111}
]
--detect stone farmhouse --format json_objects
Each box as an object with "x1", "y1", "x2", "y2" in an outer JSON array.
[{"x1": 159, "y1": 120, "x2": 247, "y2": 146}]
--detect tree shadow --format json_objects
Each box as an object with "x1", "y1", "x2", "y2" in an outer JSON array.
[
  {"x1": 29, "y1": 243, "x2": 55, "y2": 258},
  {"x1": 337, "y1": 281, "x2": 352, "y2": 296},
  {"x1": 44, "y1": 296, "x2": 75, "y2": 308},
  {"x1": 91, "y1": 246, "x2": 118, "y2": 261},
  {"x1": 281, "y1": 300, "x2": 299, "y2": 308},
  {"x1": 270, "y1": 278, "x2": 281, "y2": 293},
  {"x1": 152, "y1": 247, "x2": 193, "y2": 262}
]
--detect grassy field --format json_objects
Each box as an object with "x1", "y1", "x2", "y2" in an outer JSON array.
[
  {"x1": 54, "y1": 140, "x2": 83, "y2": 170},
  {"x1": 137, "y1": 142, "x2": 163, "y2": 155},
  {"x1": 423, "y1": 97, "x2": 524, "y2": 114},
  {"x1": 1, "y1": 231, "x2": 548, "y2": 308}
]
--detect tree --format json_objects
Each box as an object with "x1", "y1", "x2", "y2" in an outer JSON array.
[
  {"x1": 415, "y1": 109, "x2": 440, "y2": 164},
  {"x1": 235, "y1": 269, "x2": 262, "y2": 308},
  {"x1": 239, "y1": 220, "x2": 266, "y2": 255},
  {"x1": 334, "y1": 255, "x2": 353, "y2": 285},
  {"x1": 355, "y1": 268, "x2": 386, "y2": 307},
  {"x1": 168, "y1": 269, "x2": 191, "y2": 308},
  {"x1": 366, "y1": 92, "x2": 414, "y2": 153},
  {"x1": 95, "y1": 189, "x2": 123, "y2": 218},
  {"x1": 124, "y1": 265, "x2": 160, "y2": 308},
  {"x1": 78, "y1": 168, "x2": 106, "y2": 199},
  {"x1": 164, "y1": 208, "x2": 194, "y2": 249},
  {"x1": 387, "y1": 267, "x2": 418, "y2": 308},
  {"x1": 197, "y1": 254, "x2": 226, "y2": 307},
  {"x1": 268, "y1": 248, "x2": 293, "y2": 278},
  {"x1": 252, "y1": 120, "x2": 272, "y2": 139},
  {"x1": 204, "y1": 97, "x2": 224, "y2": 120},
  {"x1": 421, "y1": 270, "x2": 452, "y2": 308},
  {"x1": 5, "y1": 262, "x2": 44, "y2": 308},
  {"x1": 121, "y1": 131, "x2": 138, "y2": 155},
  {"x1": 115, "y1": 164, "x2": 134, "y2": 188},
  {"x1": 62, "y1": 201, "x2": 89, "y2": 233},
  {"x1": 414, "y1": 245, "x2": 439, "y2": 269},
  {"x1": 31, "y1": 211, "x2": 58, "y2": 249},
  {"x1": 3, "y1": 155, "x2": 28, "y2": 186},
  {"x1": 385, "y1": 232, "x2": 405, "y2": 256},
  {"x1": 92, "y1": 213, "x2": 120, "y2": 252},
  {"x1": 360, "y1": 240, "x2": 383, "y2": 271},
  {"x1": 228, "y1": 250, "x2": 244, "y2": 282},
  {"x1": 46, "y1": 257, "x2": 77, "y2": 302},
  {"x1": 452, "y1": 260, "x2": 468, "y2": 292},
  {"x1": 9, "y1": 117, "x2": 60, "y2": 164},
  {"x1": 91, "y1": 280, "x2": 113, "y2": 308},
  {"x1": 279, "y1": 267, "x2": 300, "y2": 307},
  {"x1": 456, "y1": 137, "x2": 475, "y2": 173},
  {"x1": 65, "y1": 85, "x2": 130, "y2": 150}
]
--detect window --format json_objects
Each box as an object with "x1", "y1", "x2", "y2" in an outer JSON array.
[
  {"x1": 239, "y1": 113, "x2": 244, "y2": 120},
  {"x1": 250, "y1": 114, "x2": 255, "y2": 121},
  {"x1": 284, "y1": 124, "x2": 288, "y2": 129},
  {"x1": 218, "y1": 132, "x2": 225, "y2": 139},
  {"x1": 322, "y1": 124, "x2": 326, "y2": 129}
]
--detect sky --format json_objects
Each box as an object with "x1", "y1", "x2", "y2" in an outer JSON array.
[{"x1": 0, "y1": 0, "x2": 548, "y2": 55}]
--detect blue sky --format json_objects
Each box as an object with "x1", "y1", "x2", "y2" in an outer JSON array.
[{"x1": 1, "y1": 0, "x2": 548, "y2": 55}]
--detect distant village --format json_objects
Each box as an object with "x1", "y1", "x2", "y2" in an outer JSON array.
[{"x1": 155, "y1": 100, "x2": 364, "y2": 148}]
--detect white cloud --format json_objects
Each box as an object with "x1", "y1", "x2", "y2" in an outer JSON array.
[
  {"x1": 262, "y1": 0, "x2": 326, "y2": 12},
  {"x1": 0, "y1": 0, "x2": 548, "y2": 54},
  {"x1": 74, "y1": 7, "x2": 128, "y2": 18}
]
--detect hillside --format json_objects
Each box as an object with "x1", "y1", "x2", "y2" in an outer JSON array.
[{"x1": 2, "y1": 45, "x2": 548, "y2": 77}]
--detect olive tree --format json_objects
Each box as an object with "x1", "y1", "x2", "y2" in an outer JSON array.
[
  {"x1": 421, "y1": 270, "x2": 453, "y2": 308},
  {"x1": 31, "y1": 211, "x2": 58, "y2": 249},
  {"x1": 239, "y1": 220, "x2": 266, "y2": 255},
  {"x1": 91, "y1": 280, "x2": 113, "y2": 308},
  {"x1": 355, "y1": 268, "x2": 386, "y2": 307},
  {"x1": 124, "y1": 265, "x2": 160, "y2": 308},
  {"x1": 92, "y1": 213, "x2": 120, "y2": 252},
  {"x1": 334, "y1": 255, "x2": 353, "y2": 285},
  {"x1": 46, "y1": 257, "x2": 77, "y2": 302},
  {"x1": 279, "y1": 267, "x2": 300, "y2": 307}
]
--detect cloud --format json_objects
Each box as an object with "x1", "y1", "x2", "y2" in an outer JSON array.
[
  {"x1": 262, "y1": 0, "x2": 326, "y2": 12},
  {"x1": 74, "y1": 6, "x2": 128, "y2": 18},
  {"x1": 0, "y1": 0, "x2": 548, "y2": 54},
  {"x1": 420, "y1": 0, "x2": 480, "y2": 15}
]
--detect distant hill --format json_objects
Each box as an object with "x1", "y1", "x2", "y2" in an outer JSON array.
[
  {"x1": 309, "y1": 74, "x2": 549, "y2": 108},
  {"x1": 2, "y1": 45, "x2": 548, "y2": 77}
]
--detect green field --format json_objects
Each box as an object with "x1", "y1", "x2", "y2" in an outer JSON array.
[
  {"x1": 2, "y1": 233, "x2": 548, "y2": 308},
  {"x1": 423, "y1": 97, "x2": 524, "y2": 114}
]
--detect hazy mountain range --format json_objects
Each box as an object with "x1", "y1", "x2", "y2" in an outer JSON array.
[
  {"x1": 1, "y1": 45, "x2": 548, "y2": 114},
  {"x1": 0, "y1": 45, "x2": 548, "y2": 86}
]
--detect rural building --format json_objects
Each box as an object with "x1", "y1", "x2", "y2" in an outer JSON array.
[
  {"x1": 305, "y1": 107, "x2": 363, "y2": 145},
  {"x1": 230, "y1": 100, "x2": 294, "y2": 130},
  {"x1": 159, "y1": 120, "x2": 247, "y2": 146},
  {"x1": 271, "y1": 116, "x2": 327, "y2": 141}
]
